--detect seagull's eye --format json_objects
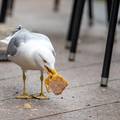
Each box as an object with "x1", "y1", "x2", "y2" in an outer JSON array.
[{"x1": 43, "y1": 59, "x2": 47, "y2": 63}]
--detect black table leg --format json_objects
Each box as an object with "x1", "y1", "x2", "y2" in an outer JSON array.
[
  {"x1": 69, "y1": 0, "x2": 86, "y2": 61},
  {"x1": 54, "y1": 0, "x2": 60, "y2": 12},
  {"x1": 106, "y1": 0, "x2": 112, "y2": 23},
  {"x1": 101, "y1": 0, "x2": 119, "y2": 87},
  {"x1": 0, "y1": 0, "x2": 9, "y2": 23},
  {"x1": 66, "y1": 0, "x2": 77, "y2": 49},
  {"x1": 88, "y1": 0, "x2": 93, "y2": 26},
  {"x1": 7, "y1": 0, "x2": 15, "y2": 16}
]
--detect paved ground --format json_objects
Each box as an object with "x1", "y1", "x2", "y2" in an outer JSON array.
[{"x1": 0, "y1": 0, "x2": 120, "y2": 120}]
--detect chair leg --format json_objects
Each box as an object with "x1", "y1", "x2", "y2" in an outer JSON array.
[
  {"x1": 7, "y1": 0, "x2": 15, "y2": 16},
  {"x1": 69, "y1": 0, "x2": 86, "y2": 61},
  {"x1": 66, "y1": 0, "x2": 77, "y2": 49},
  {"x1": 0, "y1": 0, "x2": 9, "y2": 23},
  {"x1": 118, "y1": 19, "x2": 120, "y2": 25},
  {"x1": 88, "y1": 0, "x2": 94, "y2": 26},
  {"x1": 53, "y1": 0, "x2": 60, "y2": 12},
  {"x1": 101, "y1": 0, "x2": 119, "y2": 87},
  {"x1": 106, "y1": 0, "x2": 112, "y2": 23}
]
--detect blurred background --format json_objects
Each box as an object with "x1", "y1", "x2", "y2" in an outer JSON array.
[
  {"x1": 0, "y1": 0, "x2": 114, "y2": 37},
  {"x1": 0, "y1": 0, "x2": 118, "y2": 60}
]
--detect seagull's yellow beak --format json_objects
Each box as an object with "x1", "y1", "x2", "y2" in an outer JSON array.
[{"x1": 44, "y1": 65, "x2": 57, "y2": 75}]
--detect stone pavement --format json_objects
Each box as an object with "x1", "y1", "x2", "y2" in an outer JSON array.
[{"x1": 0, "y1": 0, "x2": 120, "y2": 120}]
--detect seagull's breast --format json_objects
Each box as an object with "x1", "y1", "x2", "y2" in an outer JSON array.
[{"x1": 8, "y1": 41, "x2": 42, "y2": 70}]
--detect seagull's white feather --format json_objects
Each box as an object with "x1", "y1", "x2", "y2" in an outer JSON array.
[
  {"x1": 1, "y1": 27, "x2": 56, "y2": 71},
  {"x1": 32, "y1": 33, "x2": 56, "y2": 57}
]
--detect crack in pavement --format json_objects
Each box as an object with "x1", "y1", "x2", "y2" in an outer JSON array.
[
  {"x1": 0, "y1": 78, "x2": 120, "y2": 102},
  {"x1": 29, "y1": 100, "x2": 120, "y2": 120}
]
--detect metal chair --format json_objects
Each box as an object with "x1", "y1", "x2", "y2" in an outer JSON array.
[
  {"x1": 101, "y1": 0, "x2": 120, "y2": 87},
  {"x1": 67, "y1": 0, "x2": 112, "y2": 61}
]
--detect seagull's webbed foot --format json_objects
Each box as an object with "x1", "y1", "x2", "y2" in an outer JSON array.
[
  {"x1": 33, "y1": 93, "x2": 49, "y2": 100},
  {"x1": 16, "y1": 92, "x2": 32, "y2": 99}
]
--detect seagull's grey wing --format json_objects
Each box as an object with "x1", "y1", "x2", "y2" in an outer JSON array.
[
  {"x1": 7, "y1": 37, "x2": 24, "y2": 56},
  {"x1": 7, "y1": 29, "x2": 31, "y2": 56}
]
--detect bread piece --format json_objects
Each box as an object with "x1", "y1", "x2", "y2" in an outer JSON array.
[{"x1": 45, "y1": 73, "x2": 68, "y2": 95}]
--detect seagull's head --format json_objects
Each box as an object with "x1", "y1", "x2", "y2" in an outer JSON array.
[
  {"x1": 39, "y1": 51, "x2": 57, "y2": 75},
  {"x1": 44, "y1": 58, "x2": 57, "y2": 75}
]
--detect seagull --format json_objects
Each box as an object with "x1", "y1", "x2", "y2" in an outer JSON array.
[{"x1": 0, "y1": 26, "x2": 57, "y2": 99}]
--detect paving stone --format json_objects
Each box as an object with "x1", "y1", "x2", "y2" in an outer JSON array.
[
  {"x1": 0, "y1": 61, "x2": 119, "y2": 97},
  {"x1": 32, "y1": 102, "x2": 120, "y2": 120},
  {"x1": 0, "y1": 80, "x2": 120, "y2": 120},
  {"x1": 0, "y1": 0, "x2": 120, "y2": 120}
]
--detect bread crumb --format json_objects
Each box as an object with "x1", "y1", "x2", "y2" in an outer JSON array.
[{"x1": 23, "y1": 103, "x2": 32, "y2": 109}]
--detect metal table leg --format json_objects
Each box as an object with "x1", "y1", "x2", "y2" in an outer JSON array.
[
  {"x1": 54, "y1": 0, "x2": 60, "y2": 12},
  {"x1": 88, "y1": 0, "x2": 94, "y2": 26},
  {"x1": 66, "y1": 0, "x2": 93, "y2": 49},
  {"x1": 7, "y1": 0, "x2": 15, "y2": 16},
  {"x1": 66, "y1": 0, "x2": 77, "y2": 49},
  {"x1": 101, "y1": 0, "x2": 120, "y2": 87},
  {"x1": 106, "y1": 0, "x2": 112, "y2": 23},
  {"x1": 0, "y1": 0, "x2": 9, "y2": 23},
  {"x1": 69, "y1": 0, "x2": 86, "y2": 61}
]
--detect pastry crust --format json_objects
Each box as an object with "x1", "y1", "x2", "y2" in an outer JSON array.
[{"x1": 45, "y1": 73, "x2": 68, "y2": 95}]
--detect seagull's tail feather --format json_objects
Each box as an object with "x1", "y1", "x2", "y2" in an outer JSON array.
[
  {"x1": 0, "y1": 39, "x2": 9, "y2": 45},
  {"x1": 0, "y1": 36, "x2": 11, "y2": 45}
]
